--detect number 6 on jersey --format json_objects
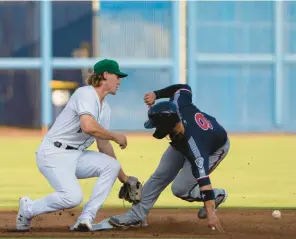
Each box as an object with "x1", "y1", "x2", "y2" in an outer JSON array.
[{"x1": 195, "y1": 113, "x2": 213, "y2": 130}]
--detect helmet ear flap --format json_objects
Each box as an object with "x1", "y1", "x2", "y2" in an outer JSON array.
[
  {"x1": 152, "y1": 131, "x2": 163, "y2": 139},
  {"x1": 152, "y1": 126, "x2": 172, "y2": 139}
]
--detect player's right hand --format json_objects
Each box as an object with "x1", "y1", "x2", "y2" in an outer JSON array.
[
  {"x1": 113, "y1": 133, "x2": 127, "y2": 149},
  {"x1": 207, "y1": 211, "x2": 225, "y2": 233},
  {"x1": 144, "y1": 92, "x2": 156, "y2": 108}
]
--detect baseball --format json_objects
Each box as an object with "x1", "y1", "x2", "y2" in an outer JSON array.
[{"x1": 272, "y1": 210, "x2": 281, "y2": 219}]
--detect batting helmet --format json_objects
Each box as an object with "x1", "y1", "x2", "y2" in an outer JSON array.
[{"x1": 144, "y1": 101, "x2": 181, "y2": 139}]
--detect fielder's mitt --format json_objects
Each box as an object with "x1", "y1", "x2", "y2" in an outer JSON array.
[{"x1": 119, "y1": 176, "x2": 142, "y2": 204}]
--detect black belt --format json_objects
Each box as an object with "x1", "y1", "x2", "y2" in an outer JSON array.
[{"x1": 54, "y1": 141, "x2": 78, "y2": 150}]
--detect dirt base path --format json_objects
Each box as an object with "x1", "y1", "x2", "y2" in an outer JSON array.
[{"x1": 1, "y1": 208, "x2": 296, "y2": 238}]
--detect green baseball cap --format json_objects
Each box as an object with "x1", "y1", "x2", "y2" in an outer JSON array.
[{"x1": 93, "y1": 59, "x2": 128, "y2": 78}]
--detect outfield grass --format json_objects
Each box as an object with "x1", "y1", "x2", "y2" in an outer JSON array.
[{"x1": 1, "y1": 135, "x2": 295, "y2": 209}]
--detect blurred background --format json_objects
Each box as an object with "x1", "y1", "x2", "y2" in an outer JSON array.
[
  {"x1": 1, "y1": 0, "x2": 296, "y2": 211},
  {"x1": 0, "y1": 0, "x2": 295, "y2": 133}
]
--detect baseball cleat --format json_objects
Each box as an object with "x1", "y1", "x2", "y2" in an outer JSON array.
[
  {"x1": 71, "y1": 218, "x2": 93, "y2": 232},
  {"x1": 109, "y1": 214, "x2": 148, "y2": 229},
  {"x1": 16, "y1": 196, "x2": 33, "y2": 231},
  {"x1": 198, "y1": 188, "x2": 228, "y2": 219}
]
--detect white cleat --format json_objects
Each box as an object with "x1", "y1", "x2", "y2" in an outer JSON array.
[
  {"x1": 16, "y1": 196, "x2": 33, "y2": 231},
  {"x1": 71, "y1": 218, "x2": 93, "y2": 232}
]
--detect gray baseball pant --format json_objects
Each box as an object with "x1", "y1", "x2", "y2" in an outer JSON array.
[{"x1": 130, "y1": 139, "x2": 230, "y2": 221}]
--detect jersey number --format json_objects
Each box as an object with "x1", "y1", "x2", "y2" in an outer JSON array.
[{"x1": 195, "y1": 113, "x2": 213, "y2": 131}]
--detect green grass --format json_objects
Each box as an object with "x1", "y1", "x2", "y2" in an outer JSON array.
[{"x1": 1, "y1": 135, "x2": 296, "y2": 209}]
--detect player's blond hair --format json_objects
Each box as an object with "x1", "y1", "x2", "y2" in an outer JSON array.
[{"x1": 86, "y1": 73, "x2": 105, "y2": 87}]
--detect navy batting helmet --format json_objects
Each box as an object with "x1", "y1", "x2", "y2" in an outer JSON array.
[{"x1": 144, "y1": 101, "x2": 181, "y2": 139}]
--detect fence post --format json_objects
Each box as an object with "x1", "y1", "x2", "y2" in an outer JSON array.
[
  {"x1": 275, "y1": 1, "x2": 284, "y2": 128},
  {"x1": 40, "y1": 0, "x2": 53, "y2": 133},
  {"x1": 179, "y1": 0, "x2": 187, "y2": 84},
  {"x1": 172, "y1": 0, "x2": 181, "y2": 84},
  {"x1": 92, "y1": 0, "x2": 100, "y2": 57},
  {"x1": 187, "y1": 1, "x2": 197, "y2": 102}
]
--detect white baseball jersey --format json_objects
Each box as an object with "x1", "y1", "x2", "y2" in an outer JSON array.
[{"x1": 45, "y1": 86, "x2": 111, "y2": 150}]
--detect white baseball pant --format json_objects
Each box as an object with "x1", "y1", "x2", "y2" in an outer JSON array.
[{"x1": 26, "y1": 138, "x2": 121, "y2": 221}]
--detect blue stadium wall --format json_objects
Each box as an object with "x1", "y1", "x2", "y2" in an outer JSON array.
[{"x1": 0, "y1": 1, "x2": 295, "y2": 132}]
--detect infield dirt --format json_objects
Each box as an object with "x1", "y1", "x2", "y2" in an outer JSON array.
[{"x1": 1, "y1": 208, "x2": 296, "y2": 239}]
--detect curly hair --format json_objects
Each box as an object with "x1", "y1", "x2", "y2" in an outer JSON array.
[{"x1": 86, "y1": 73, "x2": 105, "y2": 87}]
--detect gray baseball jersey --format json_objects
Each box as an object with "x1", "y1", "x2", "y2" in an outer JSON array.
[{"x1": 45, "y1": 86, "x2": 111, "y2": 150}]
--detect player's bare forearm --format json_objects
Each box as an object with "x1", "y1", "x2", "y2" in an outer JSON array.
[
  {"x1": 80, "y1": 114, "x2": 116, "y2": 141},
  {"x1": 117, "y1": 169, "x2": 129, "y2": 184},
  {"x1": 97, "y1": 140, "x2": 116, "y2": 157},
  {"x1": 200, "y1": 183, "x2": 224, "y2": 233},
  {"x1": 200, "y1": 184, "x2": 215, "y2": 214},
  {"x1": 80, "y1": 115, "x2": 127, "y2": 149},
  {"x1": 97, "y1": 139, "x2": 128, "y2": 183}
]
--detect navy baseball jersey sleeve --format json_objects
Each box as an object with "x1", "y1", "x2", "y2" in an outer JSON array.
[
  {"x1": 170, "y1": 135, "x2": 211, "y2": 187},
  {"x1": 185, "y1": 136, "x2": 210, "y2": 186},
  {"x1": 171, "y1": 85, "x2": 192, "y2": 107},
  {"x1": 154, "y1": 84, "x2": 191, "y2": 102},
  {"x1": 153, "y1": 84, "x2": 192, "y2": 111}
]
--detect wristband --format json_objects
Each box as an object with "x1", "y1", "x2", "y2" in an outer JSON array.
[
  {"x1": 198, "y1": 176, "x2": 211, "y2": 187},
  {"x1": 200, "y1": 190, "x2": 215, "y2": 202}
]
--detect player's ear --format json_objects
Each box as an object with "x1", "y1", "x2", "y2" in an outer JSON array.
[{"x1": 102, "y1": 71, "x2": 109, "y2": 79}]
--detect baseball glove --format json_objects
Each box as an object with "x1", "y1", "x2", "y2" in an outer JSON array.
[{"x1": 118, "y1": 176, "x2": 142, "y2": 204}]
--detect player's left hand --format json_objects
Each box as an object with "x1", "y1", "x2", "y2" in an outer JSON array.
[
  {"x1": 144, "y1": 92, "x2": 156, "y2": 108},
  {"x1": 207, "y1": 211, "x2": 225, "y2": 233},
  {"x1": 118, "y1": 176, "x2": 142, "y2": 204}
]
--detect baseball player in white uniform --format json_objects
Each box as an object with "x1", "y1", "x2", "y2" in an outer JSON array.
[{"x1": 16, "y1": 59, "x2": 138, "y2": 232}]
